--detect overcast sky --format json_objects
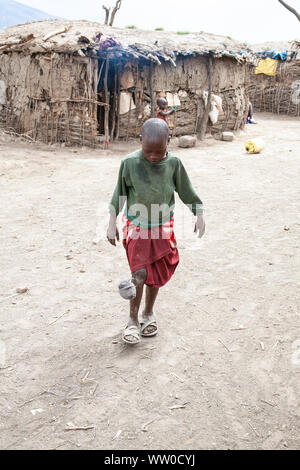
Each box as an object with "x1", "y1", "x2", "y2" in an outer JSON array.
[{"x1": 19, "y1": 0, "x2": 300, "y2": 43}]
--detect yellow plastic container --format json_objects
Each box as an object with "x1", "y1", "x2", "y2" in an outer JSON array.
[{"x1": 245, "y1": 138, "x2": 265, "y2": 154}]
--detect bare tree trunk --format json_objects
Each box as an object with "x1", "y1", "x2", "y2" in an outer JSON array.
[
  {"x1": 102, "y1": 5, "x2": 110, "y2": 25},
  {"x1": 109, "y1": 0, "x2": 122, "y2": 26},
  {"x1": 102, "y1": 1, "x2": 122, "y2": 26},
  {"x1": 278, "y1": 0, "x2": 300, "y2": 22}
]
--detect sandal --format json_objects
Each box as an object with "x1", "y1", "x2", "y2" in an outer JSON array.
[
  {"x1": 122, "y1": 325, "x2": 141, "y2": 345},
  {"x1": 140, "y1": 314, "x2": 158, "y2": 338}
]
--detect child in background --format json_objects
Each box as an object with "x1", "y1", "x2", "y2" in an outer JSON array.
[
  {"x1": 107, "y1": 118, "x2": 205, "y2": 345},
  {"x1": 247, "y1": 102, "x2": 257, "y2": 124},
  {"x1": 156, "y1": 97, "x2": 176, "y2": 127}
]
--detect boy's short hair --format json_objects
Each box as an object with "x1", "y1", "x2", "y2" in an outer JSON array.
[
  {"x1": 142, "y1": 118, "x2": 169, "y2": 142},
  {"x1": 157, "y1": 97, "x2": 167, "y2": 107}
]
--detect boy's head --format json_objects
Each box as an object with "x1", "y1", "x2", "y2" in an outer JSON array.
[
  {"x1": 141, "y1": 118, "x2": 170, "y2": 164},
  {"x1": 157, "y1": 97, "x2": 168, "y2": 110}
]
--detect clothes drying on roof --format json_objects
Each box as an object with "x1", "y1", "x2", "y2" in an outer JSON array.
[
  {"x1": 255, "y1": 58, "x2": 278, "y2": 76},
  {"x1": 257, "y1": 50, "x2": 287, "y2": 61},
  {"x1": 256, "y1": 50, "x2": 296, "y2": 61}
]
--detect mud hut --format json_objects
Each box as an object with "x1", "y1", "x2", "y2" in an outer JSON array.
[
  {"x1": 0, "y1": 20, "x2": 254, "y2": 146},
  {"x1": 249, "y1": 40, "x2": 300, "y2": 117}
]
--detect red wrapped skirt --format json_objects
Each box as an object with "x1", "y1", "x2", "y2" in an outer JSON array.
[{"x1": 122, "y1": 216, "x2": 179, "y2": 289}]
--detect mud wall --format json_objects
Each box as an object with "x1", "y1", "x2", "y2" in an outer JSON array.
[{"x1": 0, "y1": 52, "x2": 99, "y2": 146}]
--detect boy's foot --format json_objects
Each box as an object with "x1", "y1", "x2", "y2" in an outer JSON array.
[
  {"x1": 119, "y1": 280, "x2": 136, "y2": 300},
  {"x1": 141, "y1": 314, "x2": 158, "y2": 337},
  {"x1": 122, "y1": 325, "x2": 141, "y2": 345}
]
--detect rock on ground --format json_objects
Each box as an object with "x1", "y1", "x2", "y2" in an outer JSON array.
[{"x1": 178, "y1": 135, "x2": 197, "y2": 148}]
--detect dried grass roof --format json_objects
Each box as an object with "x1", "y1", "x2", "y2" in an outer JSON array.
[{"x1": 0, "y1": 19, "x2": 254, "y2": 64}]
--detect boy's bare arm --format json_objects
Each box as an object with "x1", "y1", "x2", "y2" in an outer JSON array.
[
  {"x1": 158, "y1": 108, "x2": 175, "y2": 116},
  {"x1": 107, "y1": 215, "x2": 120, "y2": 246}
]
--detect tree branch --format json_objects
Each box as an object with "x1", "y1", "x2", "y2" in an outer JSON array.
[
  {"x1": 278, "y1": 0, "x2": 300, "y2": 22},
  {"x1": 109, "y1": 0, "x2": 122, "y2": 27},
  {"x1": 102, "y1": 5, "x2": 111, "y2": 25}
]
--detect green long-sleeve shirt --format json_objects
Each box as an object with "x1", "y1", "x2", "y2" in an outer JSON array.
[{"x1": 109, "y1": 149, "x2": 203, "y2": 228}]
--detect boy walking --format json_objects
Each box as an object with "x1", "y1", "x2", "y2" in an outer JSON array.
[{"x1": 107, "y1": 119, "x2": 205, "y2": 345}]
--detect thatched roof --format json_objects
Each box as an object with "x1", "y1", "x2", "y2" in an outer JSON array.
[{"x1": 0, "y1": 19, "x2": 254, "y2": 64}]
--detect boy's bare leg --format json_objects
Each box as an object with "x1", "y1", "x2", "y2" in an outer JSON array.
[
  {"x1": 124, "y1": 269, "x2": 147, "y2": 343},
  {"x1": 142, "y1": 286, "x2": 159, "y2": 335},
  {"x1": 128, "y1": 285, "x2": 144, "y2": 327}
]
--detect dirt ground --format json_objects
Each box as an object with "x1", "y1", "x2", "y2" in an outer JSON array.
[{"x1": 0, "y1": 113, "x2": 299, "y2": 450}]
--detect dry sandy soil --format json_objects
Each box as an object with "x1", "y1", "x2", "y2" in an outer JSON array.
[{"x1": 0, "y1": 113, "x2": 299, "y2": 450}]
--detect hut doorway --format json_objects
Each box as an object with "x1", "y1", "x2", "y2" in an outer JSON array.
[{"x1": 96, "y1": 58, "x2": 120, "y2": 142}]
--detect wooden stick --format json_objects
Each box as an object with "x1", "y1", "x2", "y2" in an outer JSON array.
[
  {"x1": 194, "y1": 97, "x2": 201, "y2": 134},
  {"x1": 30, "y1": 97, "x2": 109, "y2": 107},
  {"x1": 43, "y1": 26, "x2": 70, "y2": 42},
  {"x1": 218, "y1": 339, "x2": 231, "y2": 353},
  {"x1": 169, "y1": 402, "x2": 189, "y2": 410},
  {"x1": 141, "y1": 418, "x2": 160, "y2": 432},
  {"x1": 126, "y1": 96, "x2": 131, "y2": 142},
  {"x1": 249, "y1": 422, "x2": 260, "y2": 438},
  {"x1": 65, "y1": 425, "x2": 94, "y2": 432},
  {"x1": 104, "y1": 57, "x2": 110, "y2": 145},
  {"x1": 47, "y1": 310, "x2": 70, "y2": 327},
  {"x1": 135, "y1": 65, "x2": 140, "y2": 137},
  {"x1": 0, "y1": 39, "x2": 22, "y2": 46},
  {"x1": 115, "y1": 65, "x2": 121, "y2": 140},
  {"x1": 110, "y1": 68, "x2": 117, "y2": 140},
  {"x1": 260, "y1": 399, "x2": 276, "y2": 408},
  {"x1": 173, "y1": 108, "x2": 177, "y2": 137},
  {"x1": 97, "y1": 60, "x2": 105, "y2": 87},
  {"x1": 198, "y1": 55, "x2": 214, "y2": 140},
  {"x1": 149, "y1": 61, "x2": 155, "y2": 118},
  {"x1": 170, "y1": 373, "x2": 185, "y2": 383}
]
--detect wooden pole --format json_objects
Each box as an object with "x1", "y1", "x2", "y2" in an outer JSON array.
[
  {"x1": 198, "y1": 55, "x2": 214, "y2": 141},
  {"x1": 149, "y1": 61, "x2": 155, "y2": 118},
  {"x1": 135, "y1": 64, "x2": 140, "y2": 137},
  {"x1": 194, "y1": 98, "x2": 201, "y2": 134},
  {"x1": 104, "y1": 56, "x2": 110, "y2": 146},
  {"x1": 115, "y1": 64, "x2": 121, "y2": 140},
  {"x1": 172, "y1": 109, "x2": 177, "y2": 137},
  {"x1": 110, "y1": 67, "x2": 117, "y2": 140}
]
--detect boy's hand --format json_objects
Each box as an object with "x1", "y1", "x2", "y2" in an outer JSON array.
[
  {"x1": 194, "y1": 215, "x2": 205, "y2": 239},
  {"x1": 107, "y1": 216, "x2": 119, "y2": 246},
  {"x1": 107, "y1": 226, "x2": 120, "y2": 246}
]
